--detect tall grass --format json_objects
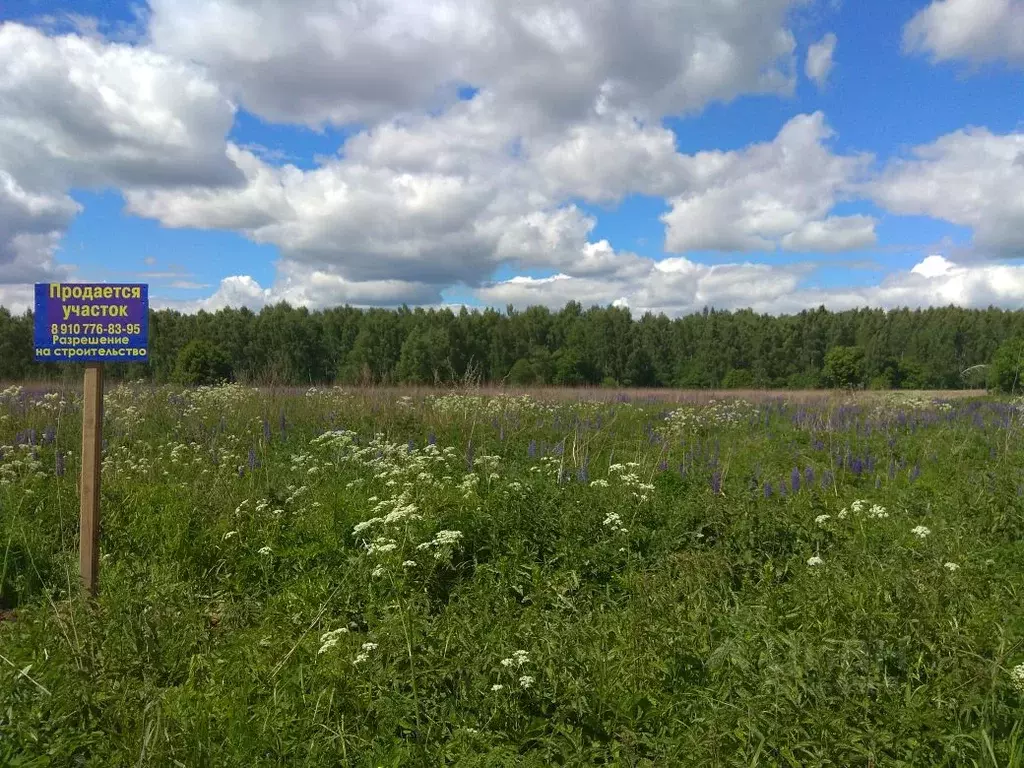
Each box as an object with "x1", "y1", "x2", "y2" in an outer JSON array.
[{"x1": 0, "y1": 383, "x2": 1022, "y2": 766}]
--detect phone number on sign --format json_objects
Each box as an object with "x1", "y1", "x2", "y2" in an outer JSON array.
[{"x1": 49, "y1": 323, "x2": 143, "y2": 336}]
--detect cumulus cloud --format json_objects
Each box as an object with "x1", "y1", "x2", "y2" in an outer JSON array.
[
  {"x1": 146, "y1": 0, "x2": 805, "y2": 128},
  {"x1": 0, "y1": 21, "x2": 241, "y2": 295},
  {"x1": 476, "y1": 254, "x2": 1024, "y2": 316},
  {"x1": 872, "y1": 126, "x2": 1024, "y2": 255},
  {"x1": 0, "y1": 23, "x2": 240, "y2": 191},
  {"x1": 662, "y1": 112, "x2": 876, "y2": 253},
  {"x1": 805, "y1": 32, "x2": 837, "y2": 87},
  {"x1": 903, "y1": 0, "x2": 1024, "y2": 65}
]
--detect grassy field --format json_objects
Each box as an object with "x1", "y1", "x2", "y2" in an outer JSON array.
[{"x1": 1, "y1": 383, "x2": 1023, "y2": 766}]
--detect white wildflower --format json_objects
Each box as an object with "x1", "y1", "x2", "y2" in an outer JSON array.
[
  {"x1": 1011, "y1": 664, "x2": 1024, "y2": 693},
  {"x1": 814, "y1": 515, "x2": 831, "y2": 526},
  {"x1": 491, "y1": 684, "x2": 504, "y2": 692},
  {"x1": 807, "y1": 556, "x2": 824, "y2": 567},
  {"x1": 257, "y1": 546, "x2": 272, "y2": 556},
  {"x1": 911, "y1": 525, "x2": 931, "y2": 539},
  {"x1": 519, "y1": 675, "x2": 534, "y2": 689},
  {"x1": 353, "y1": 653, "x2": 369, "y2": 665},
  {"x1": 944, "y1": 562, "x2": 960, "y2": 572},
  {"x1": 867, "y1": 504, "x2": 889, "y2": 519},
  {"x1": 402, "y1": 560, "x2": 416, "y2": 568},
  {"x1": 361, "y1": 642, "x2": 378, "y2": 652},
  {"x1": 371, "y1": 565, "x2": 386, "y2": 578}
]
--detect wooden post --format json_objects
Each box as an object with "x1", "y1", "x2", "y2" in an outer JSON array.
[{"x1": 80, "y1": 364, "x2": 103, "y2": 597}]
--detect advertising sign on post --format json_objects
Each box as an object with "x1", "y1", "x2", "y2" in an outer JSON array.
[{"x1": 34, "y1": 283, "x2": 150, "y2": 596}]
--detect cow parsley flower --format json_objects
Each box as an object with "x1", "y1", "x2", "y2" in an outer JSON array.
[
  {"x1": 814, "y1": 514, "x2": 831, "y2": 525},
  {"x1": 500, "y1": 650, "x2": 530, "y2": 668},
  {"x1": 807, "y1": 556, "x2": 824, "y2": 567},
  {"x1": 519, "y1": 675, "x2": 534, "y2": 689},
  {"x1": 944, "y1": 562, "x2": 960, "y2": 572},
  {"x1": 318, "y1": 627, "x2": 348, "y2": 654},
  {"x1": 1011, "y1": 663, "x2": 1024, "y2": 693},
  {"x1": 911, "y1": 525, "x2": 931, "y2": 539},
  {"x1": 257, "y1": 546, "x2": 272, "y2": 556}
]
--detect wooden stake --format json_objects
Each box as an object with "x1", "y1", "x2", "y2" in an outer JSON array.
[{"x1": 80, "y1": 364, "x2": 103, "y2": 597}]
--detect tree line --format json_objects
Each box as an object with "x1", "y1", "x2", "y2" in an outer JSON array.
[{"x1": 2, "y1": 301, "x2": 1022, "y2": 390}]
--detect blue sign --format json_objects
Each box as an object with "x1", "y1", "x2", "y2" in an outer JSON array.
[{"x1": 34, "y1": 283, "x2": 149, "y2": 363}]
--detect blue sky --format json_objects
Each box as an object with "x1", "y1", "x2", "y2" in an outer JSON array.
[{"x1": 1, "y1": 0, "x2": 1023, "y2": 315}]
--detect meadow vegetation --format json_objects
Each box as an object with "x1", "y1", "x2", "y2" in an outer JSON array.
[{"x1": 1, "y1": 383, "x2": 1023, "y2": 766}]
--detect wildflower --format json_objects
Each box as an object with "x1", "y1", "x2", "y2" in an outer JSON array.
[
  {"x1": 1011, "y1": 664, "x2": 1024, "y2": 693},
  {"x1": 257, "y1": 546, "x2": 272, "y2": 556},
  {"x1": 402, "y1": 560, "x2": 416, "y2": 568},
  {"x1": 911, "y1": 525, "x2": 931, "y2": 539},
  {"x1": 519, "y1": 675, "x2": 535, "y2": 689},
  {"x1": 867, "y1": 504, "x2": 889, "y2": 519},
  {"x1": 807, "y1": 556, "x2": 824, "y2": 567},
  {"x1": 371, "y1": 565, "x2": 386, "y2": 578},
  {"x1": 318, "y1": 627, "x2": 349, "y2": 654},
  {"x1": 361, "y1": 642, "x2": 378, "y2": 652},
  {"x1": 814, "y1": 514, "x2": 830, "y2": 526},
  {"x1": 353, "y1": 653, "x2": 369, "y2": 665},
  {"x1": 501, "y1": 650, "x2": 530, "y2": 668},
  {"x1": 944, "y1": 562, "x2": 960, "y2": 572},
  {"x1": 491, "y1": 684, "x2": 505, "y2": 692}
]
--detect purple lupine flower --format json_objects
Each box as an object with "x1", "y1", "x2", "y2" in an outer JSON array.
[
  {"x1": 247, "y1": 447, "x2": 258, "y2": 471},
  {"x1": 427, "y1": 433, "x2": 436, "y2": 446},
  {"x1": 407, "y1": 438, "x2": 415, "y2": 454},
  {"x1": 909, "y1": 463, "x2": 921, "y2": 483},
  {"x1": 866, "y1": 454, "x2": 876, "y2": 474},
  {"x1": 42, "y1": 426, "x2": 56, "y2": 445},
  {"x1": 55, "y1": 450, "x2": 65, "y2": 477},
  {"x1": 262, "y1": 417, "x2": 271, "y2": 443},
  {"x1": 658, "y1": 459, "x2": 668, "y2": 472},
  {"x1": 888, "y1": 459, "x2": 896, "y2": 480},
  {"x1": 791, "y1": 467, "x2": 801, "y2": 493},
  {"x1": 851, "y1": 458, "x2": 863, "y2": 476},
  {"x1": 528, "y1": 440, "x2": 537, "y2": 458},
  {"x1": 804, "y1": 467, "x2": 815, "y2": 487},
  {"x1": 710, "y1": 471, "x2": 722, "y2": 495}
]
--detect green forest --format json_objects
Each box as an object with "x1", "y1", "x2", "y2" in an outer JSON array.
[{"x1": 2, "y1": 301, "x2": 1023, "y2": 390}]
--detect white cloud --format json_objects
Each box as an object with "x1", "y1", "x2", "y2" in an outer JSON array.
[
  {"x1": 662, "y1": 112, "x2": 875, "y2": 252},
  {"x1": 0, "y1": 22, "x2": 241, "y2": 298},
  {"x1": 805, "y1": 32, "x2": 837, "y2": 87},
  {"x1": 781, "y1": 215, "x2": 876, "y2": 252},
  {"x1": 475, "y1": 254, "x2": 1024, "y2": 316},
  {"x1": 0, "y1": 23, "x2": 240, "y2": 191},
  {"x1": 147, "y1": 0, "x2": 806, "y2": 128},
  {"x1": 872, "y1": 126, "x2": 1024, "y2": 255},
  {"x1": 903, "y1": 0, "x2": 1024, "y2": 65},
  {"x1": 0, "y1": 170, "x2": 78, "y2": 286}
]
